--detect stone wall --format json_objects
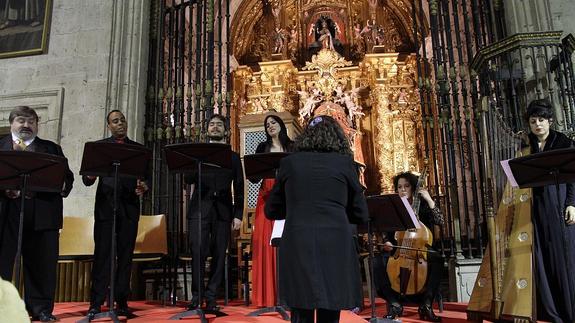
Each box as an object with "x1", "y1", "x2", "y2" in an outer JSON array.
[
  {"x1": 0, "y1": 0, "x2": 150, "y2": 217},
  {"x1": 505, "y1": 0, "x2": 575, "y2": 36}
]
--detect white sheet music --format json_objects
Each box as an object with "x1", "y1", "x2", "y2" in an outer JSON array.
[
  {"x1": 400, "y1": 196, "x2": 421, "y2": 229},
  {"x1": 270, "y1": 220, "x2": 285, "y2": 245},
  {"x1": 500, "y1": 159, "x2": 519, "y2": 188}
]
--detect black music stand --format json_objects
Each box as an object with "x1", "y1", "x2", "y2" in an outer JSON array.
[
  {"x1": 165, "y1": 143, "x2": 231, "y2": 322},
  {"x1": 78, "y1": 142, "x2": 151, "y2": 323},
  {"x1": 244, "y1": 152, "x2": 290, "y2": 321},
  {"x1": 0, "y1": 151, "x2": 68, "y2": 293},
  {"x1": 502, "y1": 147, "x2": 575, "y2": 188},
  {"x1": 358, "y1": 194, "x2": 418, "y2": 323},
  {"x1": 502, "y1": 147, "x2": 575, "y2": 280}
]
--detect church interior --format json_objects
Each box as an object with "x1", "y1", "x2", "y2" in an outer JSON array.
[{"x1": 1, "y1": 0, "x2": 575, "y2": 322}]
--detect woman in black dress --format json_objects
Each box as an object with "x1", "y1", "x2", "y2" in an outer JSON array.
[
  {"x1": 265, "y1": 115, "x2": 369, "y2": 323},
  {"x1": 525, "y1": 99, "x2": 575, "y2": 322}
]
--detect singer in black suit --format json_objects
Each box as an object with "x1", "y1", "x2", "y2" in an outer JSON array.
[
  {"x1": 0, "y1": 106, "x2": 74, "y2": 322},
  {"x1": 83, "y1": 110, "x2": 149, "y2": 319},
  {"x1": 265, "y1": 115, "x2": 368, "y2": 323},
  {"x1": 185, "y1": 114, "x2": 245, "y2": 311}
]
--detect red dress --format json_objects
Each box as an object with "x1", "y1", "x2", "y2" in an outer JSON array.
[{"x1": 251, "y1": 178, "x2": 277, "y2": 307}]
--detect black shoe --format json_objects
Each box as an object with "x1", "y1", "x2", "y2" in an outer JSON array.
[
  {"x1": 187, "y1": 297, "x2": 201, "y2": 310},
  {"x1": 116, "y1": 306, "x2": 133, "y2": 318},
  {"x1": 385, "y1": 304, "x2": 403, "y2": 319},
  {"x1": 418, "y1": 305, "x2": 441, "y2": 322},
  {"x1": 36, "y1": 312, "x2": 58, "y2": 322},
  {"x1": 205, "y1": 299, "x2": 219, "y2": 311},
  {"x1": 87, "y1": 305, "x2": 100, "y2": 320}
]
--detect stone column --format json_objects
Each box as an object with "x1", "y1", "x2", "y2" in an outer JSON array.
[
  {"x1": 504, "y1": 0, "x2": 554, "y2": 34},
  {"x1": 103, "y1": 0, "x2": 150, "y2": 142}
]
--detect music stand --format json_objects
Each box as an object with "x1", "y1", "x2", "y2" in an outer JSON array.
[
  {"x1": 244, "y1": 152, "x2": 290, "y2": 321},
  {"x1": 165, "y1": 143, "x2": 231, "y2": 322},
  {"x1": 78, "y1": 142, "x2": 151, "y2": 323},
  {"x1": 0, "y1": 151, "x2": 68, "y2": 293},
  {"x1": 502, "y1": 147, "x2": 575, "y2": 283},
  {"x1": 501, "y1": 147, "x2": 575, "y2": 188},
  {"x1": 357, "y1": 194, "x2": 418, "y2": 323}
]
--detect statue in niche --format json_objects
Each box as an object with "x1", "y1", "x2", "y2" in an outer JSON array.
[
  {"x1": 287, "y1": 26, "x2": 298, "y2": 61},
  {"x1": 360, "y1": 19, "x2": 376, "y2": 50},
  {"x1": 318, "y1": 21, "x2": 334, "y2": 50},
  {"x1": 308, "y1": 16, "x2": 343, "y2": 55},
  {"x1": 273, "y1": 27, "x2": 287, "y2": 54},
  {"x1": 374, "y1": 25, "x2": 385, "y2": 46},
  {"x1": 351, "y1": 22, "x2": 366, "y2": 60}
]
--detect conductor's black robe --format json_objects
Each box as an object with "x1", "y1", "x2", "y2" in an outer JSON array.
[{"x1": 265, "y1": 152, "x2": 369, "y2": 310}]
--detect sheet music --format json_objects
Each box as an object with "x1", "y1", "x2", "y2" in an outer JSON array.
[
  {"x1": 270, "y1": 220, "x2": 285, "y2": 245},
  {"x1": 400, "y1": 196, "x2": 421, "y2": 229},
  {"x1": 500, "y1": 159, "x2": 519, "y2": 188}
]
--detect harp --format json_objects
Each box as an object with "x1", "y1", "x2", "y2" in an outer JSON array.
[{"x1": 467, "y1": 99, "x2": 536, "y2": 322}]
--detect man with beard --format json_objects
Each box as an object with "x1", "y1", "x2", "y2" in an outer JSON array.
[
  {"x1": 185, "y1": 114, "x2": 244, "y2": 311},
  {"x1": 0, "y1": 106, "x2": 74, "y2": 322},
  {"x1": 83, "y1": 110, "x2": 148, "y2": 319}
]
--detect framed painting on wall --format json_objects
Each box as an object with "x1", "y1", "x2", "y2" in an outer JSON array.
[{"x1": 0, "y1": 0, "x2": 53, "y2": 59}]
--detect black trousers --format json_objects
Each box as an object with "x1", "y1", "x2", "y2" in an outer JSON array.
[
  {"x1": 90, "y1": 211, "x2": 139, "y2": 307},
  {"x1": 0, "y1": 199, "x2": 59, "y2": 316},
  {"x1": 374, "y1": 251, "x2": 443, "y2": 307},
  {"x1": 188, "y1": 217, "x2": 230, "y2": 301},
  {"x1": 290, "y1": 308, "x2": 341, "y2": 323}
]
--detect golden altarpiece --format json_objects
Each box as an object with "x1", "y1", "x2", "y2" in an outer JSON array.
[{"x1": 229, "y1": 0, "x2": 429, "y2": 295}]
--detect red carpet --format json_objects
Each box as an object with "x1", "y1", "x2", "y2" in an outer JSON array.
[{"x1": 49, "y1": 299, "x2": 469, "y2": 322}]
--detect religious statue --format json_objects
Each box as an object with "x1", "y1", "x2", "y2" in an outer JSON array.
[
  {"x1": 360, "y1": 19, "x2": 376, "y2": 51},
  {"x1": 297, "y1": 84, "x2": 324, "y2": 121},
  {"x1": 374, "y1": 25, "x2": 385, "y2": 46},
  {"x1": 318, "y1": 21, "x2": 333, "y2": 50},
  {"x1": 352, "y1": 22, "x2": 366, "y2": 59},
  {"x1": 273, "y1": 27, "x2": 287, "y2": 54},
  {"x1": 308, "y1": 17, "x2": 342, "y2": 53},
  {"x1": 287, "y1": 26, "x2": 298, "y2": 60}
]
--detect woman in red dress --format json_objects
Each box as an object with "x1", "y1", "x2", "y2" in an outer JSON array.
[{"x1": 252, "y1": 115, "x2": 293, "y2": 307}]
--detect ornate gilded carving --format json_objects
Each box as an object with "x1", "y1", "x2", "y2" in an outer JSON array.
[
  {"x1": 364, "y1": 53, "x2": 421, "y2": 191},
  {"x1": 230, "y1": 0, "x2": 424, "y2": 66},
  {"x1": 233, "y1": 46, "x2": 421, "y2": 193}
]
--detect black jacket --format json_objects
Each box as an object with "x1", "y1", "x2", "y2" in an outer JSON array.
[
  {"x1": 265, "y1": 152, "x2": 369, "y2": 310},
  {"x1": 0, "y1": 135, "x2": 74, "y2": 230},
  {"x1": 185, "y1": 150, "x2": 244, "y2": 222},
  {"x1": 82, "y1": 137, "x2": 146, "y2": 222}
]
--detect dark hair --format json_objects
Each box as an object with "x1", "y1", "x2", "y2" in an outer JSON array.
[
  {"x1": 294, "y1": 115, "x2": 352, "y2": 156},
  {"x1": 526, "y1": 99, "x2": 554, "y2": 120},
  {"x1": 106, "y1": 109, "x2": 124, "y2": 123},
  {"x1": 208, "y1": 114, "x2": 227, "y2": 130},
  {"x1": 393, "y1": 171, "x2": 418, "y2": 193},
  {"x1": 9, "y1": 106, "x2": 39, "y2": 123},
  {"x1": 264, "y1": 115, "x2": 292, "y2": 151}
]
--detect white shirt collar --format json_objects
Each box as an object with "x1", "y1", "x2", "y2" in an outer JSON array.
[{"x1": 11, "y1": 133, "x2": 36, "y2": 146}]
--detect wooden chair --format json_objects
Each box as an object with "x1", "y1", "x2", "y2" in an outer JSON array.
[
  {"x1": 59, "y1": 216, "x2": 95, "y2": 262},
  {"x1": 133, "y1": 214, "x2": 168, "y2": 301},
  {"x1": 133, "y1": 214, "x2": 168, "y2": 260},
  {"x1": 56, "y1": 216, "x2": 95, "y2": 302}
]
